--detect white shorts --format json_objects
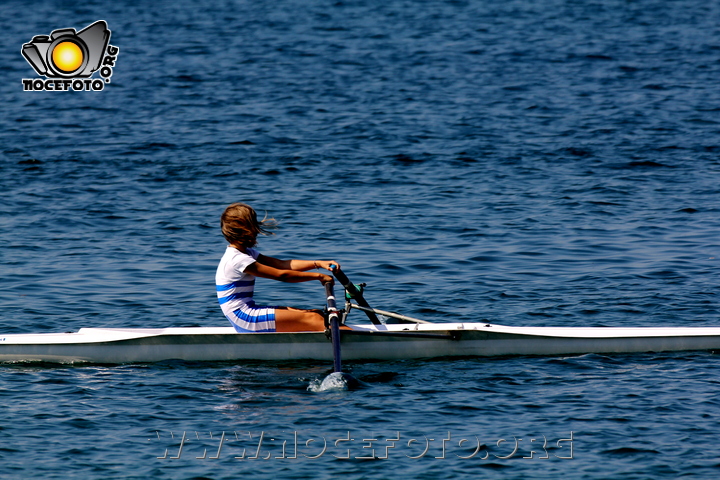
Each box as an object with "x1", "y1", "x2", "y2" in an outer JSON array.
[{"x1": 225, "y1": 301, "x2": 276, "y2": 333}]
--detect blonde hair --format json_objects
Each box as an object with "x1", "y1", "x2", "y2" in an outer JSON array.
[{"x1": 220, "y1": 203, "x2": 275, "y2": 248}]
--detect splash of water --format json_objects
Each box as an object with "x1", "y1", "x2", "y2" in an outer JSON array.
[{"x1": 307, "y1": 372, "x2": 359, "y2": 392}]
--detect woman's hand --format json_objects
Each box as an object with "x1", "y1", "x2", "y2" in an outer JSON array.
[
  {"x1": 319, "y1": 274, "x2": 334, "y2": 285},
  {"x1": 314, "y1": 260, "x2": 340, "y2": 271}
]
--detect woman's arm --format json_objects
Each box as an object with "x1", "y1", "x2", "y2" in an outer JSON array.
[
  {"x1": 245, "y1": 260, "x2": 334, "y2": 284},
  {"x1": 257, "y1": 254, "x2": 339, "y2": 272}
]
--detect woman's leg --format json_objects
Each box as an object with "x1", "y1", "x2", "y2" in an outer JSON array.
[{"x1": 274, "y1": 307, "x2": 326, "y2": 332}]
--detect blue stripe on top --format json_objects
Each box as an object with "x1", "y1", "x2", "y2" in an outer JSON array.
[
  {"x1": 218, "y1": 291, "x2": 254, "y2": 305},
  {"x1": 216, "y1": 279, "x2": 255, "y2": 292}
]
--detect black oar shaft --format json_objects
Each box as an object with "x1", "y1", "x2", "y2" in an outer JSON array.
[
  {"x1": 325, "y1": 282, "x2": 342, "y2": 373},
  {"x1": 331, "y1": 267, "x2": 381, "y2": 325}
]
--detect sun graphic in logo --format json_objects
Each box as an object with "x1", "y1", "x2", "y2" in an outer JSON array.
[{"x1": 51, "y1": 41, "x2": 84, "y2": 73}]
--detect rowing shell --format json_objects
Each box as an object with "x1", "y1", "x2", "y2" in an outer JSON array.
[{"x1": 2, "y1": 322, "x2": 720, "y2": 364}]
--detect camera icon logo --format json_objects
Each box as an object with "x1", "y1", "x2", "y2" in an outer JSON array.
[{"x1": 22, "y1": 20, "x2": 110, "y2": 78}]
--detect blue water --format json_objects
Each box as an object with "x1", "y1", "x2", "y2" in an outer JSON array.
[{"x1": 2, "y1": 0, "x2": 720, "y2": 478}]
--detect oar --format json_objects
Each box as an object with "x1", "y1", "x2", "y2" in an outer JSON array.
[
  {"x1": 331, "y1": 267, "x2": 381, "y2": 325},
  {"x1": 315, "y1": 279, "x2": 358, "y2": 390},
  {"x1": 324, "y1": 281, "x2": 342, "y2": 373}
]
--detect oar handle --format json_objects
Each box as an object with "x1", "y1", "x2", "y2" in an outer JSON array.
[
  {"x1": 330, "y1": 265, "x2": 351, "y2": 287},
  {"x1": 325, "y1": 282, "x2": 342, "y2": 373},
  {"x1": 330, "y1": 266, "x2": 381, "y2": 325}
]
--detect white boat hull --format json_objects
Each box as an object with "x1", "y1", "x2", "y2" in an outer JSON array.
[{"x1": 3, "y1": 323, "x2": 720, "y2": 364}]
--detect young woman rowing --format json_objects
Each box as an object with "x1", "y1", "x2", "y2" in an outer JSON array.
[{"x1": 215, "y1": 203, "x2": 338, "y2": 332}]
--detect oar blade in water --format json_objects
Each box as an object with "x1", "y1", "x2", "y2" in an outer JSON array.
[{"x1": 308, "y1": 372, "x2": 361, "y2": 392}]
